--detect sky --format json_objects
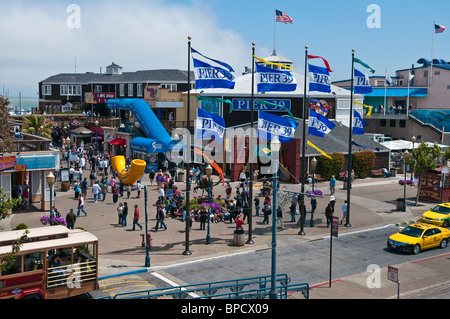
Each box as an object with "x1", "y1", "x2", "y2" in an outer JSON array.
[{"x1": 0, "y1": 0, "x2": 449, "y2": 98}]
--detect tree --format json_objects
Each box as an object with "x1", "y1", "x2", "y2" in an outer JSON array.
[
  {"x1": 409, "y1": 141, "x2": 442, "y2": 205},
  {"x1": 22, "y1": 114, "x2": 53, "y2": 139},
  {"x1": 352, "y1": 151, "x2": 376, "y2": 179},
  {"x1": 0, "y1": 96, "x2": 16, "y2": 153},
  {"x1": 318, "y1": 153, "x2": 344, "y2": 180}
]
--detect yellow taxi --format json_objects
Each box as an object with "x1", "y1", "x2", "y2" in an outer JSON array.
[
  {"x1": 419, "y1": 203, "x2": 450, "y2": 228},
  {"x1": 387, "y1": 223, "x2": 450, "y2": 254}
]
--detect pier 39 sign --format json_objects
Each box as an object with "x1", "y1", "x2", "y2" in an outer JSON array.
[{"x1": 232, "y1": 99, "x2": 291, "y2": 112}]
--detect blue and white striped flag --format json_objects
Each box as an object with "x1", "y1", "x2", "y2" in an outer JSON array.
[
  {"x1": 258, "y1": 110, "x2": 298, "y2": 143},
  {"x1": 308, "y1": 64, "x2": 331, "y2": 93},
  {"x1": 195, "y1": 108, "x2": 225, "y2": 144},
  {"x1": 191, "y1": 48, "x2": 235, "y2": 89},
  {"x1": 256, "y1": 64, "x2": 297, "y2": 93},
  {"x1": 352, "y1": 110, "x2": 367, "y2": 135},
  {"x1": 354, "y1": 68, "x2": 373, "y2": 94},
  {"x1": 308, "y1": 109, "x2": 336, "y2": 137}
]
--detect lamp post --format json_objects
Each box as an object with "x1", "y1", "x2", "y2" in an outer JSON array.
[
  {"x1": 402, "y1": 150, "x2": 409, "y2": 212},
  {"x1": 411, "y1": 136, "x2": 416, "y2": 181},
  {"x1": 66, "y1": 137, "x2": 71, "y2": 168},
  {"x1": 46, "y1": 172, "x2": 55, "y2": 224},
  {"x1": 269, "y1": 135, "x2": 281, "y2": 300},
  {"x1": 144, "y1": 186, "x2": 150, "y2": 267},
  {"x1": 205, "y1": 164, "x2": 213, "y2": 245},
  {"x1": 174, "y1": 133, "x2": 179, "y2": 182},
  {"x1": 310, "y1": 157, "x2": 317, "y2": 227}
]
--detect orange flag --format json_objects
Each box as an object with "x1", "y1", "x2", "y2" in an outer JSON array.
[{"x1": 193, "y1": 147, "x2": 225, "y2": 185}]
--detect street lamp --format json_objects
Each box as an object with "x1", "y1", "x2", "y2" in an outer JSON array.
[
  {"x1": 402, "y1": 150, "x2": 409, "y2": 212},
  {"x1": 205, "y1": 164, "x2": 213, "y2": 245},
  {"x1": 310, "y1": 157, "x2": 317, "y2": 227},
  {"x1": 46, "y1": 172, "x2": 55, "y2": 224},
  {"x1": 411, "y1": 136, "x2": 416, "y2": 181},
  {"x1": 269, "y1": 135, "x2": 281, "y2": 300},
  {"x1": 174, "y1": 133, "x2": 179, "y2": 182}
]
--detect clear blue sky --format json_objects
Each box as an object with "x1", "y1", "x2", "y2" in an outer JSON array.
[{"x1": 0, "y1": 0, "x2": 448, "y2": 97}]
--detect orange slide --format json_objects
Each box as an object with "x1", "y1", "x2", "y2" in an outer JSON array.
[{"x1": 111, "y1": 156, "x2": 146, "y2": 185}]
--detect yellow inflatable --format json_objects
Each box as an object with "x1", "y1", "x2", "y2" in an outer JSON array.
[{"x1": 111, "y1": 156, "x2": 146, "y2": 185}]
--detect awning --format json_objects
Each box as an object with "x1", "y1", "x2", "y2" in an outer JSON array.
[
  {"x1": 365, "y1": 88, "x2": 427, "y2": 98},
  {"x1": 109, "y1": 138, "x2": 127, "y2": 146}
]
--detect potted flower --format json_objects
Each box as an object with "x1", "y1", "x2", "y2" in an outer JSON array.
[
  {"x1": 306, "y1": 190, "x2": 323, "y2": 197},
  {"x1": 399, "y1": 180, "x2": 414, "y2": 186},
  {"x1": 53, "y1": 217, "x2": 67, "y2": 226},
  {"x1": 40, "y1": 216, "x2": 50, "y2": 225}
]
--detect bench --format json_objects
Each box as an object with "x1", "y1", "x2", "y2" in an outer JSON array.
[{"x1": 371, "y1": 169, "x2": 385, "y2": 177}]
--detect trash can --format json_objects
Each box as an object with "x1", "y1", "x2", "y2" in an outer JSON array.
[
  {"x1": 390, "y1": 168, "x2": 397, "y2": 177},
  {"x1": 396, "y1": 198, "x2": 404, "y2": 211},
  {"x1": 233, "y1": 227, "x2": 245, "y2": 246},
  {"x1": 178, "y1": 172, "x2": 185, "y2": 182}
]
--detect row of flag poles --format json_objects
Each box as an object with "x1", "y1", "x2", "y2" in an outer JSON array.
[{"x1": 183, "y1": 13, "x2": 447, "y2": 243}]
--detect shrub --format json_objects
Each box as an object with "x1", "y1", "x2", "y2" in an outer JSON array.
[
  {"x1": 352, "y1": 151, "x2": 376, "y2": 179},
  {"x1": 318, "y1": 153, "x2": 344, "y2": 180}
]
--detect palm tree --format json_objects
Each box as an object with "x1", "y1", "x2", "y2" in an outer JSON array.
[{"x1": 22, "y1": 114, "x2": 53, "y2": 139}]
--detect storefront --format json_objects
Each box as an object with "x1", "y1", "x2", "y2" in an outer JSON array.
[{"x1": 0, "y1": 151, "x2": 60, "y2": 212}]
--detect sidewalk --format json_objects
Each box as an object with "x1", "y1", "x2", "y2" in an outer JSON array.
[{"x1": 3, "y1": 173, "x2": 437, "y2": 298}]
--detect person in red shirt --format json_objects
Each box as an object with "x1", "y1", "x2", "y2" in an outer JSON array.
[
  {"x1": 235, "y1": 214, "x2": 244, "y2": 229},
  {"x1": 132, "y1": 204, "x2": 143, "y2": 231}
]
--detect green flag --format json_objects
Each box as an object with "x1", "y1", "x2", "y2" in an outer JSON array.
[
  {"x1": 353, "y1": 58, "x2": 375, "y2": 74},
  {"x1": 196, "y1": 96, "x2": 232, "y2": 113},
  {"x1": 258, "y1": 100, "x2": 296, "y2": 121}
]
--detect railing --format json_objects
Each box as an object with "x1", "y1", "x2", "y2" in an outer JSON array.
[
  {"x1": 47, "y1": 261, "x2": 97, "y2": 288},
  {"x1": 97, "y1": 274, "x2": 309, "y2": 300},
  {"x1": 15, "y1": 133, "x2": 52, "y2": 152}
]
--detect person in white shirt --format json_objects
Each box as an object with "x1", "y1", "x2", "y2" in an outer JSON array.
[{"x1": 92, "y1": 181, "x2": 100, "y2": 203}]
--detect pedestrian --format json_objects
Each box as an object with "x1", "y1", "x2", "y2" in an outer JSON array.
[
  {"x1": 330, "y1": 195, "x2": 336, "y2": 214},
  {"x1": 242, "y1": 203, "x2": 249, "y2": 222},
  {"x1": 132, "y1": 204, "x2": 143, "y2": 231},
  {"x1": 289, "y1": 202, "x2": 296, "y2": 222},
  {"x1": 254, "y1": 196, "x2": 260, "y2": 217},
  {"x1": 262, "y1": 202, "x2": 271, "y2": 225},
  {"x1": 149, "y1": 170, "x2": 155, "y2": 186},
  {"x1": 66, "y1": 209, "x2": 77, "y2": 229},
  {"x1": 77, "y1": 195, "x2": 87, "y2": 217},
  {"x1": 276, "y1": 205, "x2": 284, "y2": 229},
  {"x1": 341, "y1": 200, "x2": 348, "y2": 225},
  {"x1": 92, "y1": 181, "x2": 100, "y2": 203},
  {"x1": 112, "y1": 184, "x2": 119, "y2": 204},
  {"x1": 199, "y1": 208, "x2": 207, "y2": 230},
  {"x1": 80, "y1": 177, "x2": 88, "y2": 198},
  {"x1": 136, "y1": 180, "x2": 142, "y2": 198},
  {"x1": 117, "y1": 203, "x2": 123, "y2": 225},
  {"x1": 101, "y1": 181, "x2": 107, "y2": 201},
  {"x1": 122, "y1": 202, "x2": 128, "y2": 227},
  {"x1": 126, "y1": 184, "x2": 131, "y2": 199},
  {"x1": 330, "y1": 175, "x2": 336, "y2": 194},
  {"x1": 235, "y1": 213, "x2": 244, "y2": 229},
  {"x1": 325, "y1": 203, "x2": 333, "y2": 227}
]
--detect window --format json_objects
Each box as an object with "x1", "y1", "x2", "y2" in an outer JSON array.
[
  {"x1": 434, "y1": 70, "x2": 440, "y2": 75},
  {"x1": 137, "y1": 84, "x2": 143, "y2": 97},
  {"x1": 42, "y1": 85, "x2": 51, "y2": 95},
  {"x1": 390, "y1": 119, "x2": 396, "y2": 127},
  {"x1": 94, "y1": 85, "x2": 102, "y2": 93},
  {"x1": 119, "y1": 84, "x2": 125, "y2": 97},
  {"x1": 380, "y1": 119, "x2": 386, "y2": 127},
  {"x1": 447, "y1": 85, "x2": 450, "y2": 90},
  {"x1": 399, "y1": 120, "x2": 406, "y2": 128},
  {"x1": 61, "y1": 85, "x2": 81, "y2": 96},
  {"x1": 60, "y1": 85, "x2": 68, "y2": 95},
  {"x1": 159, "y1": 84, "x2": 177, "y2": 92},
  {"x1": 128, "y1": 84, "x2": 133, "y2": 96}
]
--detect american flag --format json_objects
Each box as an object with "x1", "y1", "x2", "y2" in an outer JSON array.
[
  {"x1": 435, "y1": 24, "x2": 447, "y2": 33},
  {"x1": 276, "y1": 10, "x2": 293, "y2": 24}
]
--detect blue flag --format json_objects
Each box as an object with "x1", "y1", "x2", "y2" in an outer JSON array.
[
  {"x1": 308, "y1": 109, "x2": 336, "y2": 137},
  {"x1": 195, "y1": 108, "x2": 225, "y2": 144},
  {"x1": 191, "y1": 48, "x2": 235, "y2": 89},
  {"x1": 258, "y1": 110, "x2": 298, "y2": 143},
  {"x1": 256, "y1": 64, "x2": 297, "y2": 93},
  {"x1": 352, "y1": 110, "x2": 367, "y2": 135},
  {"x1": 308, "y1": 64, "x2": 331, "y2": 93},
  {"x1": 354, "y1": 68, "x2": 373, "y2": 94}
]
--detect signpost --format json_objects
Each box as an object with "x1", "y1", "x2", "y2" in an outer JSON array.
[
  {"x1": 329, "y1": 216, "x2": 339, "y2": 287},
  {"x1": 388, "y1": 266, "x2": 400, "y2": 299}
]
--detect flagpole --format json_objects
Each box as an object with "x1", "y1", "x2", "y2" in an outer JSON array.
[
  {"x1": 345, "y1": 49, "x2": 355, "y2": 228},
  {"x1": 407, "y1": 67, "x2": 411, "y2": 116},
  {"x1": 247, "y1": 42, "x2": 256, "y2": 245},
  {"x1": 384, "y1": 69, "x2": 387, "y2": 117},
  {"x1": 183, "y1": 36, "x2": 192, "y2": 256},
  {"x1": 431, "y1": 20, "x2": 435, "y2": 86},
  {"x1": 273, "y1": 9, "x2": 276, "y2": 55},
  {"x1": 299, "y1": 45, "x2": 308, "y2": 236}
]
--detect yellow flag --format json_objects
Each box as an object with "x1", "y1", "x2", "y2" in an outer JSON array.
[
  {"x1": 253, "y1": 55, "x2": 295, "y2": 70},
  {"x1": 354, "y1": 100, "x2": 373, "y2": 117},
  {"x1": 307, "y1": 140, "x2": 332, "y2": 159}
]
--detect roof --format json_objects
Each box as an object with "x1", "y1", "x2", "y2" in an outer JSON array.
[
  {"x1": 40, "y1": 69, "x2": 193, "y2": 84},
  {"x1": 194, "y1": 72, "x2": 358, "y2": 98},
  {"x1": 365, "y1": 88, "x2": 427, "y2": 98}
]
